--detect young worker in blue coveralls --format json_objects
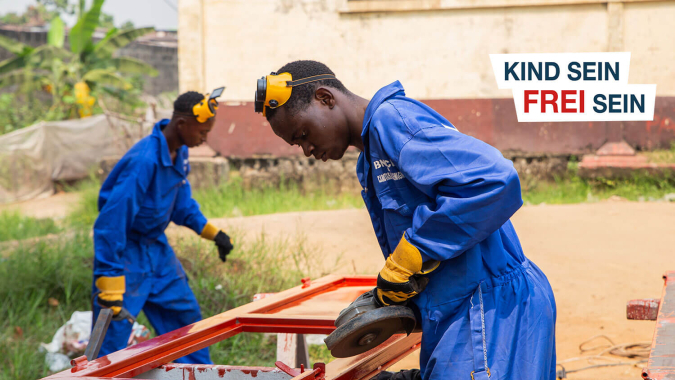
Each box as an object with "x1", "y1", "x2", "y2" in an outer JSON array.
[
  {"x1": 91, "y1": 90, "x2": 234, "y2": 363},
  {"x1": 254, "y1": 61, "x2": 557, "y2": 380}
]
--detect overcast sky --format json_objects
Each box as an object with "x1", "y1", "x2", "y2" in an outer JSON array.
[{"x1": 0, "y1": 0, "x2": 178, "y2": 30}]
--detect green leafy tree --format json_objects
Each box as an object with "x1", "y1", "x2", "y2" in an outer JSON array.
[
  {"x1": 100, "y1": 13, "x2": 115, "y2": 30},
  {"x1": 0, "y1": 4, "x2": 58, "y2": 25},
  {"x1": 0, "y1": 0, "x2": 157, "y2": 124},
  {"x1": 38, "y1": 0, "x2": 78, "y2": 16},
  {"x1": 0, "y1": 1, "x2": 115, "y2": 27},
  {"x1": 120, "y1": 20, "x2": 135, "y2": 30}
]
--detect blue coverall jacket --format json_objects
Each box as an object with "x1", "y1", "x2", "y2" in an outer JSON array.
[
  {"x1": 92, "y1": 119, "x2": 211, "y2": 363},
  {"x1": 358, "y1": 82, "x2": 556, "y2": 380}
]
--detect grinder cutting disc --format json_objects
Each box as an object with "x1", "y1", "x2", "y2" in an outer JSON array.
[{"x1": 324, "y1": 305, "x2": 416, "y2": 358}]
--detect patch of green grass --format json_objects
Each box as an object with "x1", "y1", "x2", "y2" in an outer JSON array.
[
  {"x1": 309, "y1": 345, "x2": 335, "y2": 366},
  {"x1": 522, "y1": 173, "x2": 675, "y2": 204},
  {"x1": 0, "y1": 211, "x2": 61, "y2": 242},
  {"x1": 67, "y1": 176, "x2": 363, "y2": 229},
  {"x1": 193, "y1": 177, "x2": 362, "y2": 219},
  {"x1": 177, "y1": 231, "x2": 322, "y2": 314},
  {"x1": 642, "y1": 142, "x2": 675, "y2": 164},
  {"x1": 65, "y1": 179, "x2": 100, "y2": 230},
  {"x1": 0, "y1": 225, "x2": 331, "y2": 379},
  {"x1": 175, "y1": 231, "x2": 332, "y2": 366},
  {"x1": 0, "y1": 232, "x2": 93, "y2": 380}
]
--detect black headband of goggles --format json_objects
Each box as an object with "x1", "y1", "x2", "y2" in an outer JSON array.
[{"x1": 255, "y1": 73, "x2": 337, "y2": 115}]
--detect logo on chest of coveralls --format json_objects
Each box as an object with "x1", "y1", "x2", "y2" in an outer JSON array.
[{"x1": 373, "y1": 159, "x2": 405, "y2": 183}]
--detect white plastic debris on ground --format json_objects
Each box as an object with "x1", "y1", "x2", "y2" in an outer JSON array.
[
  {"x1": 40, "y1": 311, "x2": 151, "y2": 373},
  {"x1": 40, "y1": 311, "x2": 92, "y2": 355},
  {"x1": 40, "y1": 311, "x2": 92, "y2": 372},
  {"x1": 44, "y1": 352, "x2": 73, "y2": 373}
]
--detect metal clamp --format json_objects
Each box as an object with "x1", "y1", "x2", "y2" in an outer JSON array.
[{"x1": 275, "y1": 360, "x2": 326, "y2": 379}]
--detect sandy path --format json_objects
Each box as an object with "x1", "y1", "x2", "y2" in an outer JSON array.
[{"x1": 0, "y1": 192, "x2": 81, "y2": 219}]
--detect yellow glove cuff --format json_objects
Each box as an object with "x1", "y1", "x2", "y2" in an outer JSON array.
[
  {"x1": 95, "y1": 276, "x2": 125, "y2": 309},
  {"x1": 380, "y1": 234, "x2": 423, "y2": 282},
  {"x1": 95, "y1": 276, "x2": 125, "y2": 294},
  {"x1": 95, "y1": 276, "x2": 124, "y2": 315},
  {"x1": 380, "y1": 234, "x2": 440, "y2": 283},
  {"x1": 200, "y1": 222, "x2": 219, "y2": 241}
]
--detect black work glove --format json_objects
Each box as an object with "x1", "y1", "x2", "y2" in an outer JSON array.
[
  {"x1": 111, "y1": 307, "x2": 136, "y2": 323},
  {"x1": 376, "y1": 274, "x2": 430, "y2": 306},
  {"x1": 371, "y1": 369, "x2": 422, "y2": 380},
  {"x1": 214, "y1": 231, "x2": 234, "y2": 262}
]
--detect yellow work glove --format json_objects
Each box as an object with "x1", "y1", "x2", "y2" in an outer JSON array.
[
  {"x1": 201, "y1": 222, "x2": 234, "y2": 262},
  {"x1": 94, "y1": 275, "x2": 122, "y2": 313},
  {"x1": 376, "y1": 234, "x2": 440, "y2": 306},
  {"x1": 95, "y1": 276, "x2": 135, "y2": 323}
]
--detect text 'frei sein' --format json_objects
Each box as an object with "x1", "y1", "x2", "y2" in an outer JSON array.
[{"x1": 489, "y1": 53, "x2": 656, "y2": 122}]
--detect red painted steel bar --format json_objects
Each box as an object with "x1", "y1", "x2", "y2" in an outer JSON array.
[
  {"x1": 42, "y1": 275, "x2": 418, "y2": 380},
  {"x1": 642, "y1": 271, "x2": 675, "y2": 380},
  {"x1": 323, "y1": 333, "x2": 422, "y2": 380}
]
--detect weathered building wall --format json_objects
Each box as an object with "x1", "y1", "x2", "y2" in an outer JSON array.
[
  {"x1": 178, "y1": 0, "x2": 675, "y2": 99},
  {"x1": 179, "y1": 0, "x2": 675, "y2": 157},
  {"x1": 116, "y1": 40, "x2": 178, "y2": 95},
  {"x1": 203, "y1": 97, "x2": 675, "y2": 157}
]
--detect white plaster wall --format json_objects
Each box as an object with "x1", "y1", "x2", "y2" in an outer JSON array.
[{"x1": 179, "y1": 0, "x2": 673, "y2": 100}]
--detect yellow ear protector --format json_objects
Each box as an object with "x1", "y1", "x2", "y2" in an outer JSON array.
[
  {"x1": 254, "y1": 72, "x2": 336, "y2": 116},
  {"x1": 193, "y1": 87, "x2": 225, "y2": 123}
]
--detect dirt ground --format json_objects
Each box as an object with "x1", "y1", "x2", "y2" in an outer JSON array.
[
  {"x1": 0, "y1": 192, "x2": 81, "y2": 219},
  {"x1": 5, "y1": 194, "x2": 674, "y2": 379},
  {"x1": 205, "y1": 201, "x2": 675, "y2": 380}
]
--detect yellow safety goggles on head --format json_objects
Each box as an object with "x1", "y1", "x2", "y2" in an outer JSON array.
[
  {"x1": 254, "y1": 72, "x2": 336, "y2": 116},
  {"x1": 193, "y1": 87, "x2": 225, "y2": 123}
]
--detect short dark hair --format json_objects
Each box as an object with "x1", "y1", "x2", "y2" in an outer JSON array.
[
  {"x1": 265, "y1": 60, "x2": 348, "y2": 121},
  {"x1": 174, "y1": 91, "x2": 205, "y2": 114}
]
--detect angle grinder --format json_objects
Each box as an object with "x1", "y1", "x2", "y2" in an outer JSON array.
[{"x1": 324, "y1": 289, "x2": 418, "y2": 358}]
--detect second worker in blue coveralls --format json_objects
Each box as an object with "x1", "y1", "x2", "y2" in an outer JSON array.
[
  {"x1": 92, "y1": 91, "x2": 234, "y2": 363},
  {"x1": 254, "y1": 61, "x2": 557, "y2": 380}
]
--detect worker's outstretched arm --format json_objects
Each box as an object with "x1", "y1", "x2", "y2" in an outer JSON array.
[
  {"x1": 396, "y1": 124, "x2": 522, "y2": 263},
  {"x1": 171, "y1": 175, "x2": 234, "y2": 262}
]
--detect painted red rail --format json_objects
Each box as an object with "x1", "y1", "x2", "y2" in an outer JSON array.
[{"x1": 40, "y1": 275, "x2": 421, "y2": 380}]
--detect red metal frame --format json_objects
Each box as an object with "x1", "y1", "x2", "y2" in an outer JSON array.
[
  {"x1": 627, "y1": 271, "x2": 675, "y2": 380},
  {"x1": 41, "y1": 275, "x2": 421, "y2": 380}
]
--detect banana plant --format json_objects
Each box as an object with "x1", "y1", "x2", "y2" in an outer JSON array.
[
  {"x1": 67, "y1": 0, "x2": 158, "y2": 83},
  {"x1": 0, "y1": 34, "x2": 40, "y2": 76},
  {"x1": 0, "y1": 0, "x2": 157, "y2": 118}
]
